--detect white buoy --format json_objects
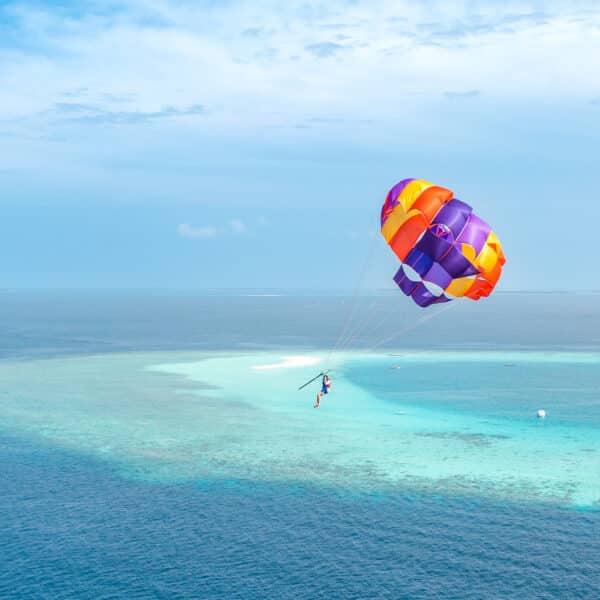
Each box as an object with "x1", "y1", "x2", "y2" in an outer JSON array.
[{"x1": 537, "y1": 409, "x2": 546, "y2": 419}]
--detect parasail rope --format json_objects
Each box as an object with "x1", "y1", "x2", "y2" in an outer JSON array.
[
  {"x1": 336, "y1": 296, "x2": 389, "y2": 353},
  {"x1": 361, "y1": 301, "x2": 458, "y2": 355},
  {"x1": 326, "y1": 234, "x2": 379, "y2": 366}
]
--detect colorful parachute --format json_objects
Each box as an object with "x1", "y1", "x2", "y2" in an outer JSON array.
[{"x1": 381, "y1": 178, "x2": 505, "y2": 307}]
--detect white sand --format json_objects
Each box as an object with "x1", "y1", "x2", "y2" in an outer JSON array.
[{"x1": 252, "y1": 355, "x2": 321, "y2": 370}]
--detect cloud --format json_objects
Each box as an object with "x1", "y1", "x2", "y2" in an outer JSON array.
[
  {"x1": 178, "y1": 223, "x2": 217, "y2": 239},
  {"x1": 242, "y1": 27, "x2": 265, "y2": 37},
  {"x1": 52, "y1": 102, "x2": 206, "y2": 125},
  {"x1": 230, "y1": 218, "x2": 247, "y2": 234},
  {"x1": 443, "y1": 90, "x2": 481, "y2": 100},
  {"x1": 413, "y1": 11, "x2": 552, "y2": 46},
  {"x1": 0, "y1": 1, "x2": 599, "y2": 143},
  {"x1": 178, "y1": 219, "x2": 250, "y2": 239},
  {"x1": 309, "y1": 117, "x2": 345, "y2": 123},
  {"x1": 305, "y1": 42, "x2": 345, "y2": 57}
]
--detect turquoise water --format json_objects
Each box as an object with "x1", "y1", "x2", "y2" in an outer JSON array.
[
  {"x1": 2, "y1": 349, "x2": 599, "y2": 508},
  {"x1": 2, "y1": 292, "x2": 600, "y2": 598}
]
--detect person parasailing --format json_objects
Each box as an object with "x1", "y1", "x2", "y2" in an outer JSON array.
[
  {"x1": 314, "y1": 374, "x2": 331, "y2": 408},
  {"x1": 321, "y1": 374, "x2": 331, "y2": 395}
]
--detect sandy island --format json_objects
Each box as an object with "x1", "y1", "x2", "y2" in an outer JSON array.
[{"x1": 252, "y1": 356, "x2": 321, "y2": 370}]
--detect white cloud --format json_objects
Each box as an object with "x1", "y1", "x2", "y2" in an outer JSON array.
[
  {"x1": 178, "y1": 219, "x2": 250, "y2": 238},
  {"x1": 1, "y1": 0, "x2": 599, "y2": 142},
  {"x1": 177, "y1": 223, "x2": 217, "y2": 238},
  {"x1": 230, "y1": 218, "x2": 247, "y2": 234},
  {"x1": 0, "y1": 1, "x2": 598, "y2": 183}
]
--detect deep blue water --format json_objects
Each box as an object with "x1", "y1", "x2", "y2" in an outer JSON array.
[
  {"x1": 2, "y1": 290, "x2": 600, "y2": 360},
  {"x1": 2, "y1": 291, "x2": 600, "y2": 598},
  {"x1": 3, "y1": 434, "x2": 600, "y2": 600}
]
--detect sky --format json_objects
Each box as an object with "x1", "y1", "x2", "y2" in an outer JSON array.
[{"x1": 1, "y1": 0, "x2": 599, "y2": 290}]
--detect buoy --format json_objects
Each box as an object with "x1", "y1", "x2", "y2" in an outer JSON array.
[{"x1": 537, "y1": 409, "x2": 546, "y2": 419}]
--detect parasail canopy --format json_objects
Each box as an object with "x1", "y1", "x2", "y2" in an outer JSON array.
[{"x1": 381, "y1": 178, "x2": 505, "y2": 307}]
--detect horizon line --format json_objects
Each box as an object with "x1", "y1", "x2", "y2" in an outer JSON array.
[{"x1": 1, "y1": 287, "x2": 598, "y2": 295}]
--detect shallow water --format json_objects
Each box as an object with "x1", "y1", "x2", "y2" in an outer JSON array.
[{"x1": 2, "y1": 349, "x2": 599, "y2": 508}]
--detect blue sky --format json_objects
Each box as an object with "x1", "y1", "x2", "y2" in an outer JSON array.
[{"x1": 1, "y1": 0, "x2": 600, "y2": 290}]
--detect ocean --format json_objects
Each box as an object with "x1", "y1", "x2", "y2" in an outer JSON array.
[{"x1": 1, "y1": 290, "x2": 600, "y2": 598}]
